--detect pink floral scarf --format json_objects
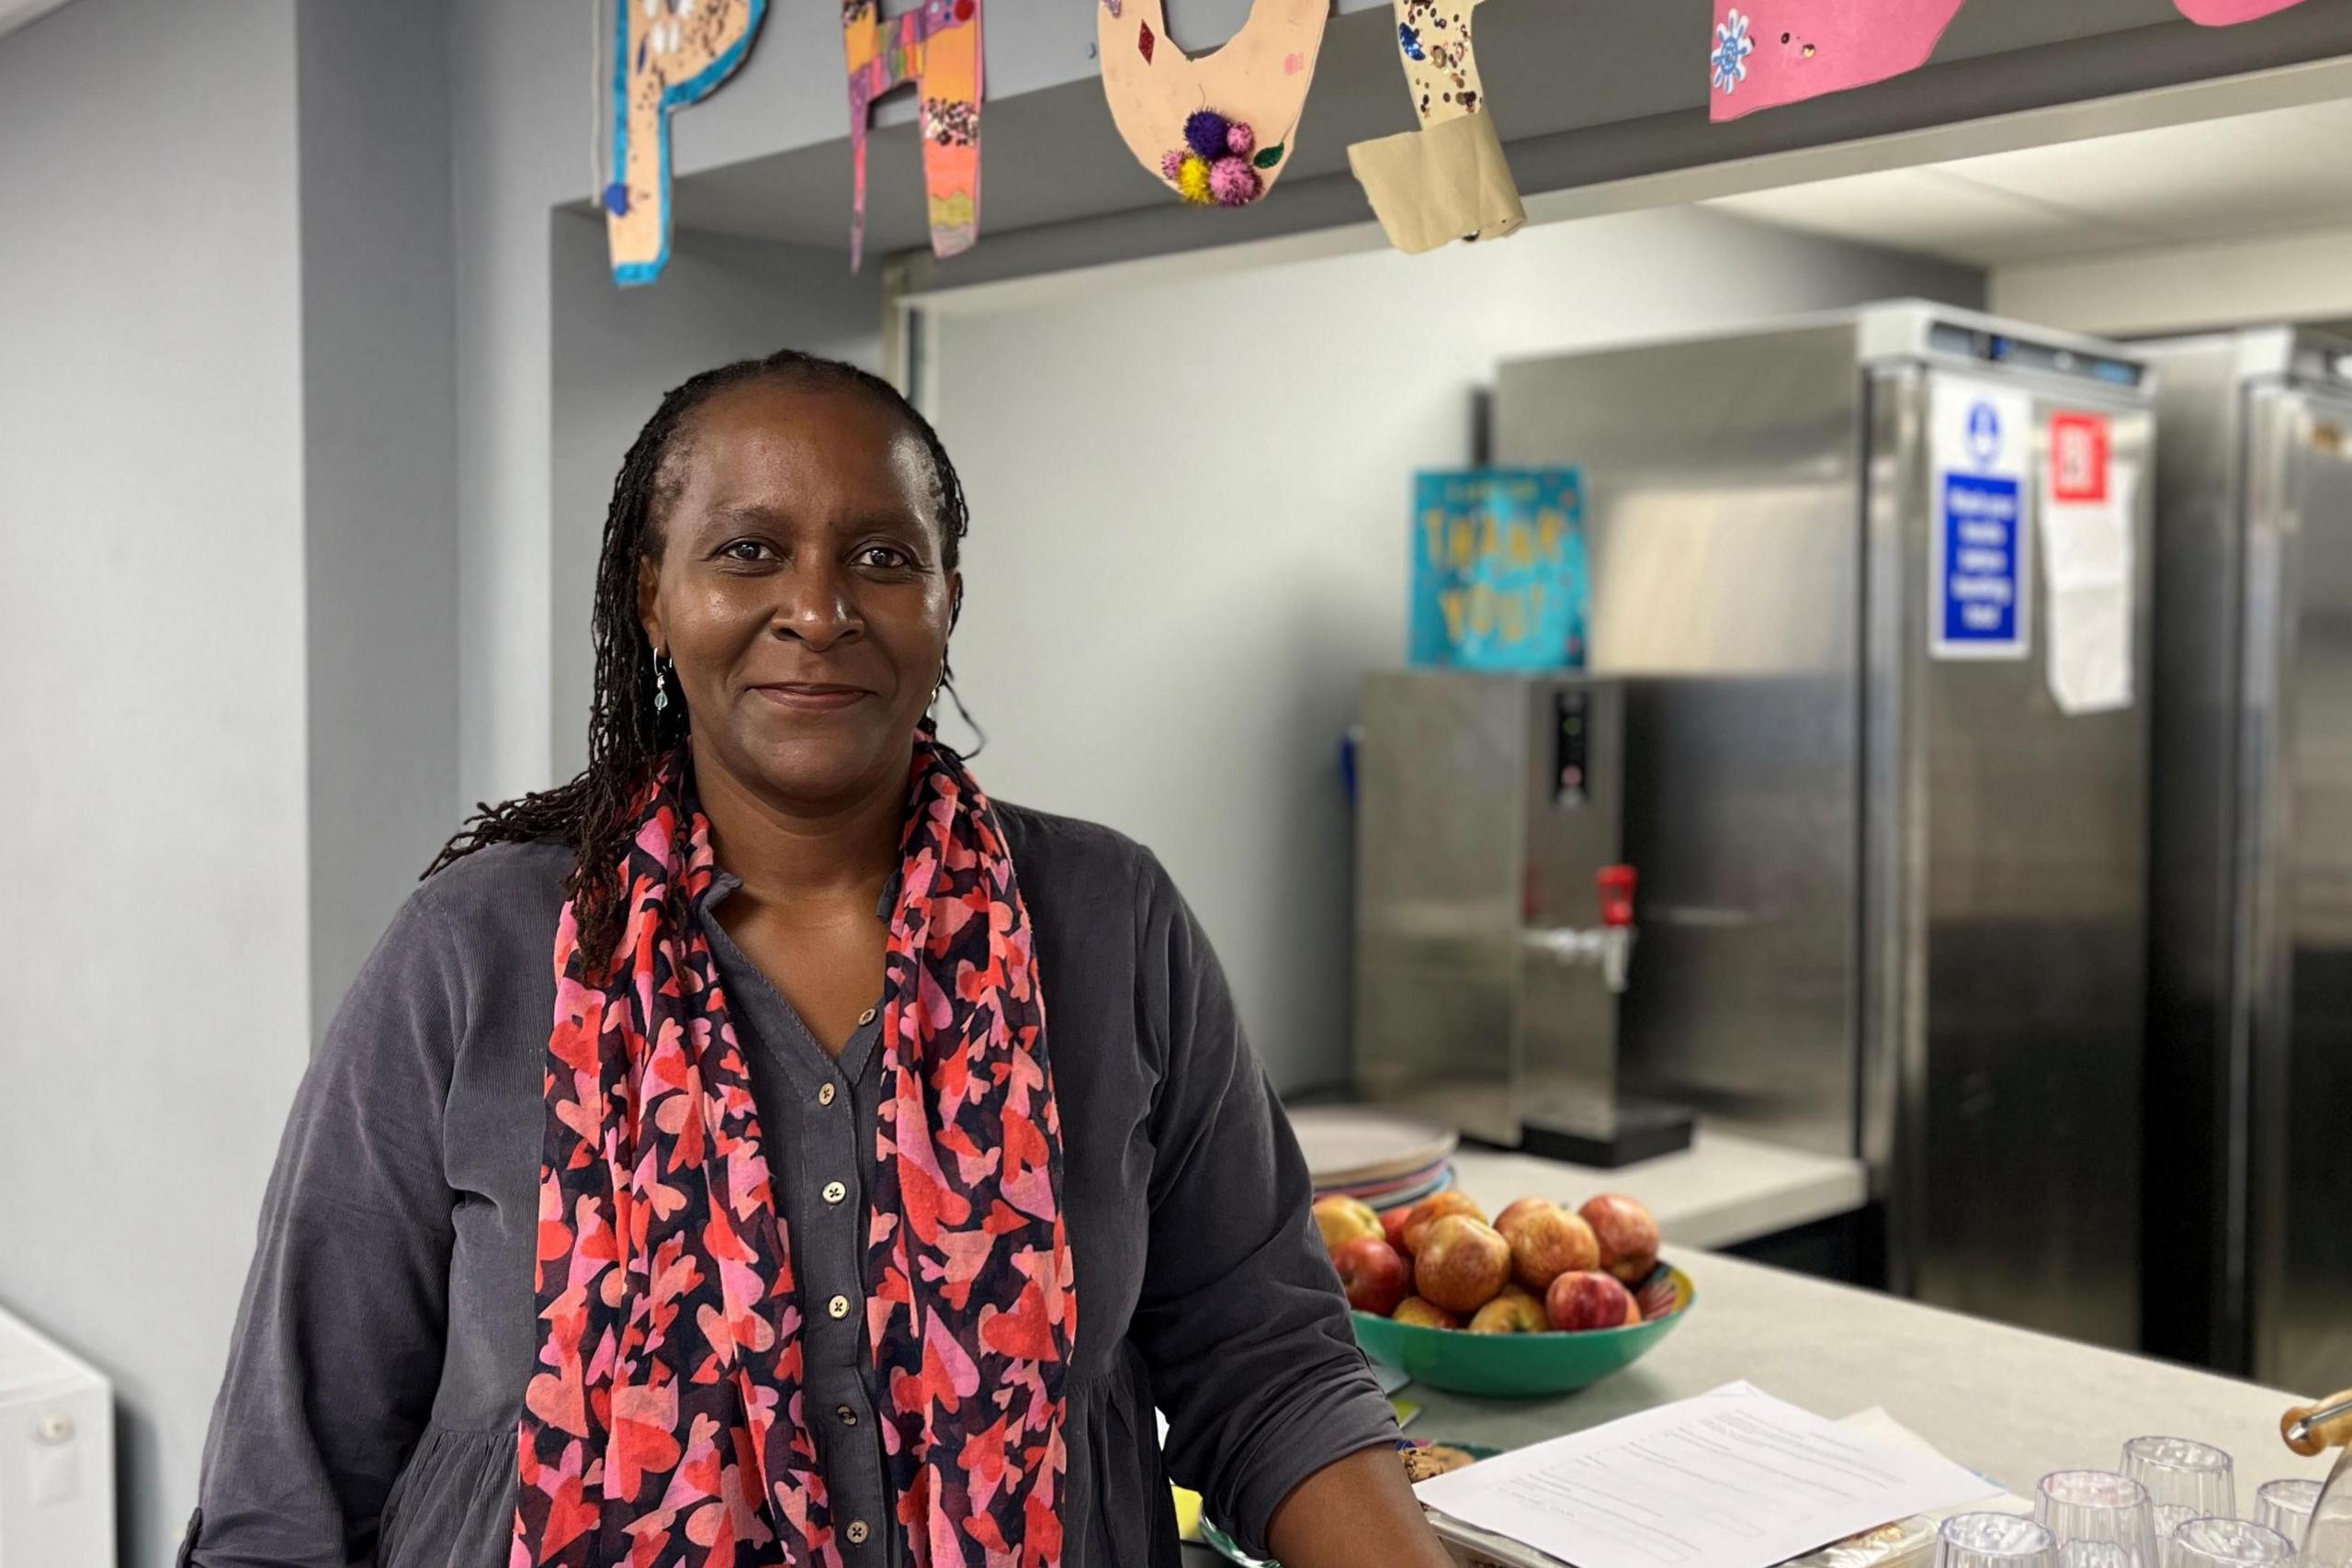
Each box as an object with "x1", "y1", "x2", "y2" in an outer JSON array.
[{"x1": 513, "y1": 734, "x2": 1074, "y2": 1567}]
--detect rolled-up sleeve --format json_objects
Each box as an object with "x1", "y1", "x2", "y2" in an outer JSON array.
[
  {"x1": 184, "y1": 889, "x2": 463, "y2": 1568},
  {"x1": 1125, "y1": 858, "x2": 1399, "y2": 1558}
]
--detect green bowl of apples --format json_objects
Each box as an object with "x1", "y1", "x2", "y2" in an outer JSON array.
[{"x1": 1351, "y1": 1261, "x2": 1694, "y2": 1399}]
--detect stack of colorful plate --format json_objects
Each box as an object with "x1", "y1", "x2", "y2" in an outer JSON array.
[{"x1": 1288, "y1": 1104, "x2": 1459, "y2": 1213}]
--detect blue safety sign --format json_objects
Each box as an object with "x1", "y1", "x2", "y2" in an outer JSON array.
[
  {"x1": 1939, "y1": 470, "x2": 2022, "y2": 649},
  {"x1": 1931, "y1": 382, "x2": 2033, "y2": 660}
]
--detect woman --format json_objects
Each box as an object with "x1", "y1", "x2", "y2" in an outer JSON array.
[{"x1": 184, "y1": 352, "x2": 1455, "y2": 1568}]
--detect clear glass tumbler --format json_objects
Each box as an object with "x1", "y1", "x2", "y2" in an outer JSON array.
[
  {"x1": 2035, "y1": 1471, "x2": 2160, "y2": 1568},
  {"x1": 1937, "y1": 1513, "x2": 2058, "y2": 1568},
  {"x1": 2060, "y1": 1545, "x2": 2129, "y2": 1568},
  {"x1": 2163, "y1": 1517, "x2": 2293, "y2": 1567},
  {"x1": 2253, "y1": 1478, "x2": 2320, "y2": 1549},
  {"x1": 2153, "y1": 1506, "x2": 2199, "y2": 1542},
  {"x1": 2122, "y1": 1438, "x2": 2237, "y2": 1520}
]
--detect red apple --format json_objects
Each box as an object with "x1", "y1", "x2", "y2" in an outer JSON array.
[
  {"x1": 1380, "y1": 1205, "x2": 1416, "y2": 1254},
  {"x1": 1401, "y1": 1191, "x2": 1487, "y2": 1255},
  {"x1": 1331, "y1": 1235, "x2": 1412, "y2": 1317},
  {"x1": 1393, "y1": 1296, "x2": 1460, "y2": 1329},
  {"x1": 1467, "y1": 1287, "x2": 1547, "y2": 1335},
  {"x1": 1545, "y1": 1269, "x2": 1641, "y2": 1332},
  {"x1": 1414, "y1": 1215, "x2": 1511, "y2": 1316},
  {"x1": 1578, "y1": 1194, "x2": 1661, "y2": 1285},
  {"x1": 1508, "y1": 1205, "x2": 1600, "y2": 1295},
  {"x1": 1314, "y1": 1194, "x2": 1383, "y2": 1254}
]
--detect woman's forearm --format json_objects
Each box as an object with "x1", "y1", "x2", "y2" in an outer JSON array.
[{"x1": 1265, "y1": 1442, "x2": 1457, "y2": 1568}]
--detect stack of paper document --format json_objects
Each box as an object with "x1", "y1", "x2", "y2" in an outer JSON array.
[{"x1": 1415, "y1": 1382, "x2": 1997, "y2": 1568}]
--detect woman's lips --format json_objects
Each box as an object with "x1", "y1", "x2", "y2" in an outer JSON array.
[{"x1": 752, "y1": 682, "x2": 872, "y2": 713}]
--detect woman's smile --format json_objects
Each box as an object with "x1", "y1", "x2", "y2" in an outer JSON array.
[{"x1": 751, "y1": 680, "x2": 874, "y2": 712}]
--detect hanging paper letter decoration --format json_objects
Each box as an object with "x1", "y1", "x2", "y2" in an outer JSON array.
[
  {"x1": 1097, "y1": 0, "x2": 1330, "y2": 209},
  {"x1": 1390, "y1": 0, "x2": 1494, "y2": 121},
  {"x1": 843, "y1": 0, "x2": 985, "y2": 271},
  {"x1": 605, "y1": 0, "x2": 768, "y2": 285},
  {"x1": 1707, "y1": 0, "x2": 1968, "y2": 121},
  {"x1": 1348, "y1": 0, "x2": 1526, "y2": 254},
  {"x1": 2174, "y1": 0, "x2": 2311, "y2": 22}
]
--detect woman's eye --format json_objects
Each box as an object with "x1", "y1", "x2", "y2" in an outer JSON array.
[
  {"x1": 859, "y1": 545, "x2": 911, "y2": 570},
  {"x1": 720, "y1": 539, "x2": 777, "y2": 563}
]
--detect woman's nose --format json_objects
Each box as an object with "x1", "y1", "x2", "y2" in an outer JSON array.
[{"x1": 771, "y1": 557, "x2": 863, "y2": 650}]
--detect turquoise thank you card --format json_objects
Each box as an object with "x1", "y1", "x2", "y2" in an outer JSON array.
[{"x1": 1409, "y1": 468, "x2": 1589, "y2": 671}]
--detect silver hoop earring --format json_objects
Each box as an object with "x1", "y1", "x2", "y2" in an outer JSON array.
[{"x1": 652, "y1": 649, "x2": 673, "y2": 715}]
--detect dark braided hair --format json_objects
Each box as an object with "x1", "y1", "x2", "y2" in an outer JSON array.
[{"x1": 425, "y1": 349, "x2": 971, "y2": 966}]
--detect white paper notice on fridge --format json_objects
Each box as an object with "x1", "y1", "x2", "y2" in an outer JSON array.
[
  {"x1": 1413, "y1": 1381, "x2": 1996, "y2": 1568},
  {"x1": 2039, "y1": 449, "x2": 2137, "y2": 716}
]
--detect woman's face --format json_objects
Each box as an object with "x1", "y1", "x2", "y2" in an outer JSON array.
[{"x1": 638, "y1": 378, "x2": 960, "y2": 811}]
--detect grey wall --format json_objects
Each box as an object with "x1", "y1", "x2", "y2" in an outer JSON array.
[
  {"x1": 0, "y1": 5, "x2": 309, "y2": 1564},
  {"x1": 547, "y1": 217, "x2": 882, "y2": 782},
  {"x1": 924, "y1": 209, "x2": 1983, "y2": 1092},
  {"x1": 450, "y1": 1, "x2": 582, "y2": 809},
  {"x1": 298, "y1": 0, "x2": 460, "y2": 1036}
]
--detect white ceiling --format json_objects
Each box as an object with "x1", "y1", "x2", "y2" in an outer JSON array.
[{"x1": 1707, "y1": 96, "x2": 2352, "y2": 268}]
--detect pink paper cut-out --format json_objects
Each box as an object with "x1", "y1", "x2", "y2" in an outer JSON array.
[
  {"x1": 2175, "y1": 0, "x2": 2309, "y2": 23},
  {"x1": 1708, "y1": 0, "x2": 1970, "y2": 122}
]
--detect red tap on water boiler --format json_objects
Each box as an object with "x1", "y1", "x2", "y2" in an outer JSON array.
[{"x1": 1599, "y1": 864, "x2": 1638, "y2": 930}]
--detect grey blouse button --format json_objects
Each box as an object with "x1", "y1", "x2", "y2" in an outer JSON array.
[
  {"x1": 828, "y1": 1294, "x2": 852, "y2": 1320},
  {"x1": 818, "y1": 1082, "x2": 837, "y2": 1107},
  {"x1": 823, "y1": 1179, "x2": 848, "y2": 1205},
  {"x1": 846, "y1": 1520, "x2": 871, "y2": 1546},
  {"x1": 857, "y1": 1007, "x2": 876, "y2": 1025},
  {"x1": 836, "y1": 1403, "x2": 858, "y2": 1427}
]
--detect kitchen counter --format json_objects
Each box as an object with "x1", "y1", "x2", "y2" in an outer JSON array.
[
  {"x1": 1447, "y1": 1130, "x2": 1869, "y2": 1251},
  {"x1": 1402, "y1": 1250, "x2": 2326, "y2": 1500},
  {"x1": 1184, "y1": 1249, "x2": 2329, "y2": 1563}
]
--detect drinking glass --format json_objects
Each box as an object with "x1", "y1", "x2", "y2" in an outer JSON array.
[
  {"x1": 2254, "y1": 1478, "x2": 2320, "y2": 1549},
  {"x1": 2154, "y1": 1506, "x2": 2199, "y2": 1542},
  {"x1": 2163, "y1": 1517, "x2": 2293, "y2": 1567},
  {"x1": 1938, "y1": 1512, "x2": 2059, "y2": 1568},
  {"x1": 2123, "y1": 1438, "x2": 2238, "y2": 1520},
  {"x1": 2036, "y1": 1471, "x2": 2161, "y2": 1568},
  {"x1": 2061, "y1": 1547, "x2": 2129, "y2": 1568}
]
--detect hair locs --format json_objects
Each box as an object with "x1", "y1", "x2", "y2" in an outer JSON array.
[{"x1": 425, "y1": 349, "x2": 972, "y2": 969}]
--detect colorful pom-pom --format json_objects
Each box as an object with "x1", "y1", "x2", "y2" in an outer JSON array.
[
  {"x1": 1209, "y1": 156, "x2": 1262, "y2": 207},
  {"x1": 1160, "y1": 149, "x2": 1189, "y2": 182},
  {"x1": 1184, "y1": 109, "x2": 1231, "y2": 159},
  {"x1": 1177, "y1": 154, "x2": 1216, "y2": 205},
  {"x1": 1225, "y1": 121, "x2": 1256, "y2": 158}
]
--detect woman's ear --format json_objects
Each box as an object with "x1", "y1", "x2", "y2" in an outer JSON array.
[
  {"x1": 637, "y1": 553, "x2": 664, "y2": 655},
  {"x1": 948, "y1": 571, "x2": 963, "y2": 634}
]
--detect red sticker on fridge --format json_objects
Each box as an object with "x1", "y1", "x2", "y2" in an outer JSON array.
[{"x1": 2052, "y1": 412, "x2": 2110, "y2": 503}]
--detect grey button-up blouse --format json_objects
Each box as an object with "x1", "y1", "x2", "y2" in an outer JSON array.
[{"x1": 183, "y1": 804, "x2": 1396, "y2": 1567}]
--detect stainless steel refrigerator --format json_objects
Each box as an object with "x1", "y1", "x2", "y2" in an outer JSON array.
[
  {"x1": 1379, "y1": 303, "x2": 2156, "y2": 1347},
  {"x1": 2140, "y1": 328, "x2": 2352, "y2": 1389}
]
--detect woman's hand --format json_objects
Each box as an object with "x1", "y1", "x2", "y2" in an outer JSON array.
[{"x1": 1264, "y1": 1442, "x2": 1458, "y2": 1568}]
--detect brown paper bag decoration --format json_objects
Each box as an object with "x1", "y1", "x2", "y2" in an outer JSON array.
[
  {"x1": 605, "y1": 0, "x2": 768, "y2": 285},
  {"x1": 1348, "y1": 0, "x2": 1525, "y2": 254},
  {"x1": 1096, "y1": 0, "x2": 1332, "y2": 208}
]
